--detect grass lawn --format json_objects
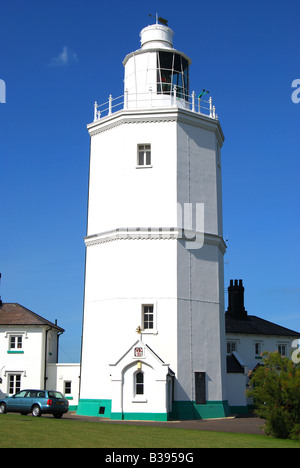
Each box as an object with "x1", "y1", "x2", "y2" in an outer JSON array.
[{"x1": 0, "y1": 414, "x2": 299, "y2": 448}]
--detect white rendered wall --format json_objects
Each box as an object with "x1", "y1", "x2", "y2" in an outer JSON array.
[
  {"x1": 80, "y1": 237, "x2": 178, "y2": 400},
  {"x1": 175, "y1": 114, "x2": 227, "y2": 403},
  {"x1": 177, "y1": 121, "x2": 223, "y2": 237},
  {"x1": 176, "y1": 241, "x2": 227, "y2": 402},
  {"x1": 226, "y1": 373, "x2": 247, "y2": 408},
  {"x1": 47, "y1": 363, "x2": 80, "y2": 407},
  {"x1": 87, "y1": 118, "x2": 177, "y2": 236},
  {"x1": 0, "y1": 325, "x2": 59, "y2": 395},
  {"x1": 81, "y1": 108, "x2": 227, "y2": 410},
  {"x1": 226, "y1": 333, "x2": 297, "y2": 371}
]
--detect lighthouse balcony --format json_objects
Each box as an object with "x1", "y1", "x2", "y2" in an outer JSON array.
[{"x1": 93, "y1": 88, "x2": 218, "y2": 122}]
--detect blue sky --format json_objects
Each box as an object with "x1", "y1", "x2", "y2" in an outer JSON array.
[{"x1": 0, "y1": 0, "x2": 299, "y2": 362}]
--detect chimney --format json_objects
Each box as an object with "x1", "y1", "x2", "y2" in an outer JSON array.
[{"x1": 226, "y1": 279, "x2": 247, "y2": 319}]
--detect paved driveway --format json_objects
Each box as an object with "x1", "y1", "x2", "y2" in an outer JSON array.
[{"x1": 62, "y1": 412, "x2": 265, "y2": 436}]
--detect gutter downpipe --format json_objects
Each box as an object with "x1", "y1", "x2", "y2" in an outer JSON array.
[{"x1": 44, "y1": 326, "x2": 52, "y2": 390}]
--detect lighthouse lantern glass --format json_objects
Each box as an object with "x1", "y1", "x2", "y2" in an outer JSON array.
[{"x1": 157, "y1": 51, "x2": 189, "y2": 100}]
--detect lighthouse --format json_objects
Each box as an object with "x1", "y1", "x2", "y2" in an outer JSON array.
[{"x1": 77, "y1": 20, "x2": 229, "y2": 420}]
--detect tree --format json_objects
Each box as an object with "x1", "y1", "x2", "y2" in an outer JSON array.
[{"x1": 247, "y1": 352, "x2": 300, "y2": 439}]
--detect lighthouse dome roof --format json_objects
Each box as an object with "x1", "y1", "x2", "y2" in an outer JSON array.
[{"x1": 140, "y1": 24, "x2": 174, "y2": 50}]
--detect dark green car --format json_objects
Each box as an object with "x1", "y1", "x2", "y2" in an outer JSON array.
[{"x1": 0, "y1": 389, "x2": 69, "y2": 418}]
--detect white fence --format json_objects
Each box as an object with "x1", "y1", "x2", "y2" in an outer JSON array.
[{"x1": 93, "y1": 87, "x2": 218, "y2": 122}]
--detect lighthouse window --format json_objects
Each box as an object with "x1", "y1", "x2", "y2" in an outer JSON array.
[
  {"x1": 135, "y1": 372, "x2": 144, "y2": 395},
  {"x1": 157, "y1": 51, "x2": 189, "y2": 100},
  {"x1": 137, "y1": 144, "x2": 151, "y2": 167},
  {"x1": 142, "y1": 304, "x2": 154, "y2": 330}
]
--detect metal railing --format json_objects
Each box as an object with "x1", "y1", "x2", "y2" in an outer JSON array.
[{"x1": 93, "y1": 87, "x2": 218, "y2": 122}]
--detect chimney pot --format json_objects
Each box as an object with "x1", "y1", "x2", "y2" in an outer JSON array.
[{"x1": 226, "y1": 279, "x2": 247, "y2": 320}]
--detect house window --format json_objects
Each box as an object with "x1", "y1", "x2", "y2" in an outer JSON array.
[
  {"x1": 8, "y1": 374, "x2": 21, "y2": 394},
  {"x1": 9, "y1": 335, "x2": 22, "y2": 350},
  {"x1": 64, "y1": 381, "x2": 72, "y2": 395},
  {"x1": 137, "y1": 144, "x2": 151, "y2": 167},
  {"x1": 227, "y1": 341, "x2": 237, "y2": 355},
  {"x1": 142, "y1": 305, "x2": 154, "y2": 330},
  {"x1": 278, "y1": 344, "x2": 287, "y2": 356},
  {"x1": 135, "y1": 372, "x2": 144, "y2": 395},
  {"x1": 255, "y1": 342, "x2": 261, "y2": 356}
]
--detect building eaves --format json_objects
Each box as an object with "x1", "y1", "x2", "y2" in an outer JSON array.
[
  {"x1": 0, "y1": 303, "x2": 65, "y2": 333},
  {"x1": 225, "y1": 314, "x2": 300, "y2": 338}
]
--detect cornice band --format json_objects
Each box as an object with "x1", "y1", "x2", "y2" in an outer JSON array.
[
  {"x1": 87, "y1": 107, "x2": 224, "y2": 146},
  {"x1": 84, "y1": 227, "x2": 226, "y2": 253}
]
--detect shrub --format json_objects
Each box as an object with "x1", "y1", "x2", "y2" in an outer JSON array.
[{"x1": 247, "y1": 352, "x2": 300, "y2": 439}]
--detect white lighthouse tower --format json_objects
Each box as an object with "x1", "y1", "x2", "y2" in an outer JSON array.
[{"x1": 78, "y1": 20, "x2": 229, "y2": 420}]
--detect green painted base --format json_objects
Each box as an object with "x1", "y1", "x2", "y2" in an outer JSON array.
[
  {"x1": 111, "y1": 412, "x2": 169, "y2": 421},
  {"x1": 76, "y1": 398, "x2": 235, "y2": 421},
  {"x1": 68, "y1": 405, "x2": 78, "y2": 411},
  {"x1": 229, "y1": 405, "x2": 249, "y2": 415},
  {"x1": 76, "y1": 399, "x2": 168, "y2": 421},
  {"x1": 172, "y1": 400, "x2": 231, "y2": 420},
  {"x1": 76, "y1": 399, "x2": 112, "y2": 418}
]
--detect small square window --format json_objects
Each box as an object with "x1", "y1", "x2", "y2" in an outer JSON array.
[
  {"x1": 278, "y1": 344, "x2": 287, "y2": 356},
  {"x1": 137, "y1": 144, "x2": 151, "y2": 167},
  {"x1": 227, "y1": 341, "x2": 236, "y2": 355},
  {"x1": 10, "y1": 336, "x2": 22, "y2": 350}
]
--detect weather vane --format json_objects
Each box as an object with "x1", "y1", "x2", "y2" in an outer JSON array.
[{"x1": 149, "y1": 13, "x2": 168, "y2": 26}]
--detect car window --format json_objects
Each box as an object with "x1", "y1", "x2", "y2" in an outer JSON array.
[
  {"x1": 14, "y1": 390, "x2": 27, "y2": 398},
  {"x1": 48, "y1": 391, "x2": 63, "y2": 399},
  {"x1": 37, "y1": 391, "x2": 45, "y2": 398}
]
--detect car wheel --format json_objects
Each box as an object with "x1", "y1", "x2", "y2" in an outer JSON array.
[
  {"x1": 0, "y1": 403, "x2": 6, "y2": 414},
  {"x1": 32, "y1": 405, "x2": 42, "y2": 417},
  {"x1": 53, "y1": 413, "x2": 63, "y2": 419}
]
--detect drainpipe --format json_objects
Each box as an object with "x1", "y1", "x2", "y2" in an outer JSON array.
[
  {"x1": 44, "y1": 326, "x2": 52, "y2": 390},
  {"x1": 55, "y1": 319, "x2": 63, "y2": 362}
]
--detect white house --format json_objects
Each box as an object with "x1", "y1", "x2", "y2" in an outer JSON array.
[
  {"x1": 0, "y1": 302, "x2": 80, "y2": 410},
  {"x1": 224, "y1": 279, "x2": 300, "y2": 413}
]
